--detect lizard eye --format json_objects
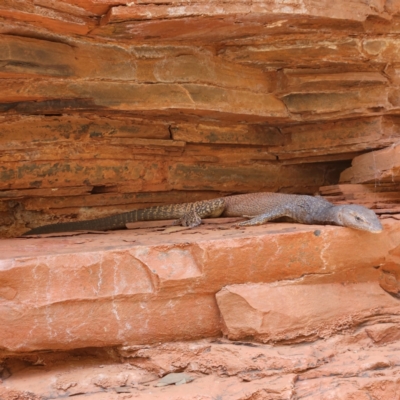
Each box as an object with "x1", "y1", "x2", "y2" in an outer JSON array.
[{"x1": 355, "y1": 216, "x2": 362, "y2": 222}]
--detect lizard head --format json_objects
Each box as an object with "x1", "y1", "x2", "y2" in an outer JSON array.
[{"x1": 335, "y1": 205, "x2": 383, "y2": 233}]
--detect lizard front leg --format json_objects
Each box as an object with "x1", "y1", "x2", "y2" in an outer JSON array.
[{"x1": 236, "y1": 206, "x2": 288, "y2": 227}]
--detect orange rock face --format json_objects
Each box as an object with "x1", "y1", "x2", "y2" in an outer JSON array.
[
  {"x1": 0, "y1": 218, "x2": 398, "y2": 352},
  {"x1": 341, "y1": 141, "x2": 400, "y2": 184},
  {"x1": 0, "y1": 165, "x2": 398, "y2": 387},
  {"x1": 217, "y1": 281, "x2": 400, "y2": 343}
]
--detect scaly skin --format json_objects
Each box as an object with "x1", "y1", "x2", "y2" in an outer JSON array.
[
  {"x1": 23, "y1": 192, "x2": 383, "y2": 235},
  {"x1": 222, "y1": 193, "x2": 382, "y2": 232}
]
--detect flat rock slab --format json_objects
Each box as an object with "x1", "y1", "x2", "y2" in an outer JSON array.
[
  {"x1": 216, "y1": 281, "x2": 400, "y2": 343},
  {"x1": 0, "y1": 218, "x2": 399, "y2": 352}
]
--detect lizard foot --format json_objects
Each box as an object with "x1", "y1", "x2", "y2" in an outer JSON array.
[
  {"x1": 235, "y1": 215, "x2": 271, "y2": 227},
  {"x1": 174, "y1": 210, "x2": 202, "y2": 228}
]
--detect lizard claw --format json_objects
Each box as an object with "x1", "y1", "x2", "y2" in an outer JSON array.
[
  {"x1": 235, "y1": 220, "x2": 254, "y2": 227},
  {"x1": 233, "y1": 215, "x2": 257, "y2": 227}
]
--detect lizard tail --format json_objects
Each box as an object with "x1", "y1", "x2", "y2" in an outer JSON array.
[
  {"x1": 22, "y1": 199, "x2": 226, "y2": 236},
  {"x1": 22, "y1": 205, "x2": 183, "y2": 235},
  {"x1": 22, "y1": 209, "x2": 142, "y2": 235}
]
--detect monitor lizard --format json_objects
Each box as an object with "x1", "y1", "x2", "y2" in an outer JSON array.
[{"x1": 23, "y1": 192, "x2": 383, "y2": 235}]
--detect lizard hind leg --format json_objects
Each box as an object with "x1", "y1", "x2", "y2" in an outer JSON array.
[
  {"x1": 174, "y1": 198, "x2": 226, "y2": 228},
  {"x1": 174, "y1": 210, "x2": 202, "y2": 227}
]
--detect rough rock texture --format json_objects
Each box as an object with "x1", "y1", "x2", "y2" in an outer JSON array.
[
  {"x1": 2, "y1": 218, "x2": 398, "y2": 352},
  {"x1": 341, "y1": 141, "x2": 400, "y2": 184},
  {"x1": 320, "y1": 183, "x2": 400, "y2": 213},
  {"x1": 1, "y1": 0, "x2": 400, "y2": 237},
  {"x1": 217, "y1": 281, "x2": 400, "y2": 343},
  {"x1": 2, "y1": 1, "x2": 400, "y2": 399},
  {"x1": 380, "y1": 233, "x2": 400, "y2": 297},
  {"x1": 2, "y1": 331, "x2": 400, "y2": 400}
]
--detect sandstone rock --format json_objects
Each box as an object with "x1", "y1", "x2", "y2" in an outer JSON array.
[
  {"x1": 1, "y1": 2, "x2": 400, "y2": 238},
  {"x1": 276, "y1": 116, "x2": 398, "y2": 161},
  {"x1": 3, "y1": 80, "x2": 288, "y2": 120},
  {"x1": 365, "y1": 322, "x2": 400, "y2": 344},
  {"x1": 379, "y1": 266, "x2": 400, "y2": 296},
  {"x1": 2, "y1": 330, "x2": 400, "y2": 399},
  {"x1": 216, "y1": 281, "x2": 400, "y2": 343},
  {"x1": 319, "y1": 183, "x2": 400, "y2": 215},
  {"x1": 0, "y1": 0, "x2": 93, "y2": 35},
  {"x1": 282, "y1": 87, "x2": 389, "y2": 116},
  {"x1": 0, "y1": 217, "x2": 398, "y2": 352},
  {"x1": 340, "y1": 142, "x2": 400, "y2": 184},
  {"x1": 1, "y1": 1, "x2": 400, "y2": 399},
  {"x1": 378, "y1": 240, "x2": 400, "y2": 296},
  {"x1": 95, "y1": 0, "x2": 391, "y2": 43},
  {"x1": 0, "y1": 388, "x2": 43, "y2": 400},
  {"x1": 102, "y1": 1, "x2": 383, "y2": 23}
]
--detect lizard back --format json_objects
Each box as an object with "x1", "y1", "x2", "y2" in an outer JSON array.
[{"x1": 222, "y1": 192, "x2": 332, "y2": 222}]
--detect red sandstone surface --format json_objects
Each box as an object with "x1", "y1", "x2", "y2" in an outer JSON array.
[
  {"x1": 1, "y1": 217, "x2": 400, "y2": 398},
  {"x1": 0, "y1": 218, "x2": 398, "y2": 351},
  {"x1": 1, "y1": 0, "x2": 400, "y2": 399},
  {"x1": 1, "y1": 0, "x2": 400, "y2": 238}
]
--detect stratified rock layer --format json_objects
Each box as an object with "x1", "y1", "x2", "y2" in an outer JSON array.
[{"x1": 0, "y1": 218, "x2": 399, "y2": 352}]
